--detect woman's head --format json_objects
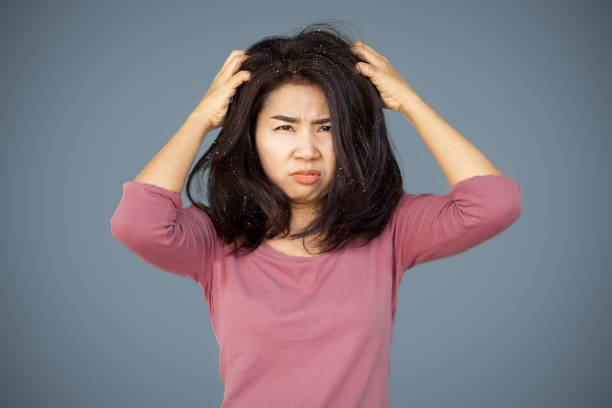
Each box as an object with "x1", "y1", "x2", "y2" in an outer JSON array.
[
  {"x1": 255, "y1": 81, "x2": 335, "y2": 210},
  {"x1": 186, "y1": 22, "x2": 405, "y2": 256}
]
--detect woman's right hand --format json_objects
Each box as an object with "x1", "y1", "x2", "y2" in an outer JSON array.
[{"x1": 192, "y1": 49, "x2": 251, "y2": 130}]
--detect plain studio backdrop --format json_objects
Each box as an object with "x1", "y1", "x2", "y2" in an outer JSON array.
[{"x1": 1, "y1": 0, "x2": 610, "y2": 407}]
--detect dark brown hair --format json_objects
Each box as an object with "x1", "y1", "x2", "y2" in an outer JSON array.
[{"x1": 185, "y1": 21, "x2": 405, "y2": 256}]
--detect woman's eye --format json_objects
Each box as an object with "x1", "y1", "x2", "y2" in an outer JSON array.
[{"x1": 274, "y1": 125, "x2": 331, "y2": 131}]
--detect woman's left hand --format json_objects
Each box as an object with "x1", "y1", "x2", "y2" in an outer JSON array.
[{"x1": 349, "y1": 41, "x2": 419, "y2": 112}]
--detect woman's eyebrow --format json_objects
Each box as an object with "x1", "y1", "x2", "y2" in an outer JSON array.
[{"x1": 270, "y1": 115, "x2": 331, "y2": 124}]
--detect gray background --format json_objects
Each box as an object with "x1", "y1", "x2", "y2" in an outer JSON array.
[{"x1": 2, "y1": 0, "x2": 610, "y2": 407}]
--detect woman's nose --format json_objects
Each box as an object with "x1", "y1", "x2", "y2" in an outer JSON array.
[{"x1": 293, "y1": 129, "x2": 319, "y2": 159}]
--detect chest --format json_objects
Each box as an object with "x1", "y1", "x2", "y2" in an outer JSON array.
[{"x1": 210, "y1": 245, "x2": 395, "y2": 347}]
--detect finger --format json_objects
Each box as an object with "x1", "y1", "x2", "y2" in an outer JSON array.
[
  {"x1": 220, "y1": 49, "x2": 247, "y2": 72},
  {"x1": 220, "y1": 51, "x2": 249, "y2": 79},
  {"x1": 229, "y1": 52, "x2": 249, "y2": 74},
  {"x1": 231, "y1": 70, "x2": 251, "y2": 87},
  {"x1": 349, "y1": 42, "x2": 374, "y2": 62},
  {"x1": 226, "y1": 51, "x2": 248, "y2": 72},
  {"x1": 355, "y1": 61, "x2": 375, "y2": 77},
  {"x1": 354, "y1": 41, "x2": 384, "y2": 58},
  {"x1": 350, "y1": 41, "x2": 385, "y2": 66}
]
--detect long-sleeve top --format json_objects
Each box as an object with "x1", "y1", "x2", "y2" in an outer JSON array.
[{"x1": 109, "y1": 174, "x2": 522, "y2": 408}]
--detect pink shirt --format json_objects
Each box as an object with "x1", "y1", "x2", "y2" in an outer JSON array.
[{"x1": 110, "y1": 174, "x2": 522, "y2": 407}]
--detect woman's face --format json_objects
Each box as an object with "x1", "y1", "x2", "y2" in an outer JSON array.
[{"x1": 255, "y1": 82, "x2": 335, "y2": 208}]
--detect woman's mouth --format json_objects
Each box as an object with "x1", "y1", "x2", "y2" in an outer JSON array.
[
  {"x1": 291, "y1": 174, "x2": 320, "y2": 185},
  {"x1": 290, "y1": 169, "x2": 321, "y2": 185}
]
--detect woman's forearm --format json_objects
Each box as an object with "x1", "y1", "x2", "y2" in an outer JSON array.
[
  {"x1": 400, "y1": 94, "x2": 504, "y2": 188},
  {"x1": 133, "y1": 112, "x2": 213, "y2": 195}
]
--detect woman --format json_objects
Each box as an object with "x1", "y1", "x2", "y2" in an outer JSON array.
[{"x1": 110, "y1": 23, "x2": 522, "y2": 408}]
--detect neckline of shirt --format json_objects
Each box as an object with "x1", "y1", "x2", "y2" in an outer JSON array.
[{"x1": 258, "y1": 239, "x2": 333, "y2": 263}]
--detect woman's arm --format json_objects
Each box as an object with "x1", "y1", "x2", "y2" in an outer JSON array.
[
  {"x1": 133, "y1": 49, "x2": 251, "y2": 194},
  {"x1": 349, "y1": 41, "x2": 505, "y2": 188},
  {"x1": 133, "y1": 113, "x2": 213, "y2": 195},
  {"x1": 399, "y1": 94, "x2": 504, "y2": 188}
]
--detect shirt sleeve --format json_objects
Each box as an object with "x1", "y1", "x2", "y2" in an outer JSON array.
[
  {"x1": 393, "y1": 174, "x2": 522, "y2": 272},
  {"x1": 109, "y1": 181, "x2": 217, "y2": 286}
]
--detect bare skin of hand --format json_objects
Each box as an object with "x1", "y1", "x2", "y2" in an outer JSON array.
[
  {"x1": 192, "y1": 49, "x2": 252, "y2": 129},
  {"x1": 349, "y1": 41, "x2": 419, "y2": 112}
]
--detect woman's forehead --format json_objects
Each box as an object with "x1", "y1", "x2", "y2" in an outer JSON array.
[{"x1": 261, "y1": 84, "x2": 329, "y2": 115}]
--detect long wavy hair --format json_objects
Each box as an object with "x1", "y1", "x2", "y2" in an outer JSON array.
[{"x1": 185, "y1": 21, "x2": 405, "y2": 256}]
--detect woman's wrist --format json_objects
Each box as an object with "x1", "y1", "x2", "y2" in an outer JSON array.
[{"x1": 188, "y1": 110, "x2": 215, "y2": 134}]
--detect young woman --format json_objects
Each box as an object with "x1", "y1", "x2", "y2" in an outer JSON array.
[{"x1": 110, "y1": 23, "x2": 522, "y2": 408}]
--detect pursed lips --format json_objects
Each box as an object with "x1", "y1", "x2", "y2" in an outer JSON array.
[{"x1": 290, "y1": 169, "x2": 321, "y2": 176}]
